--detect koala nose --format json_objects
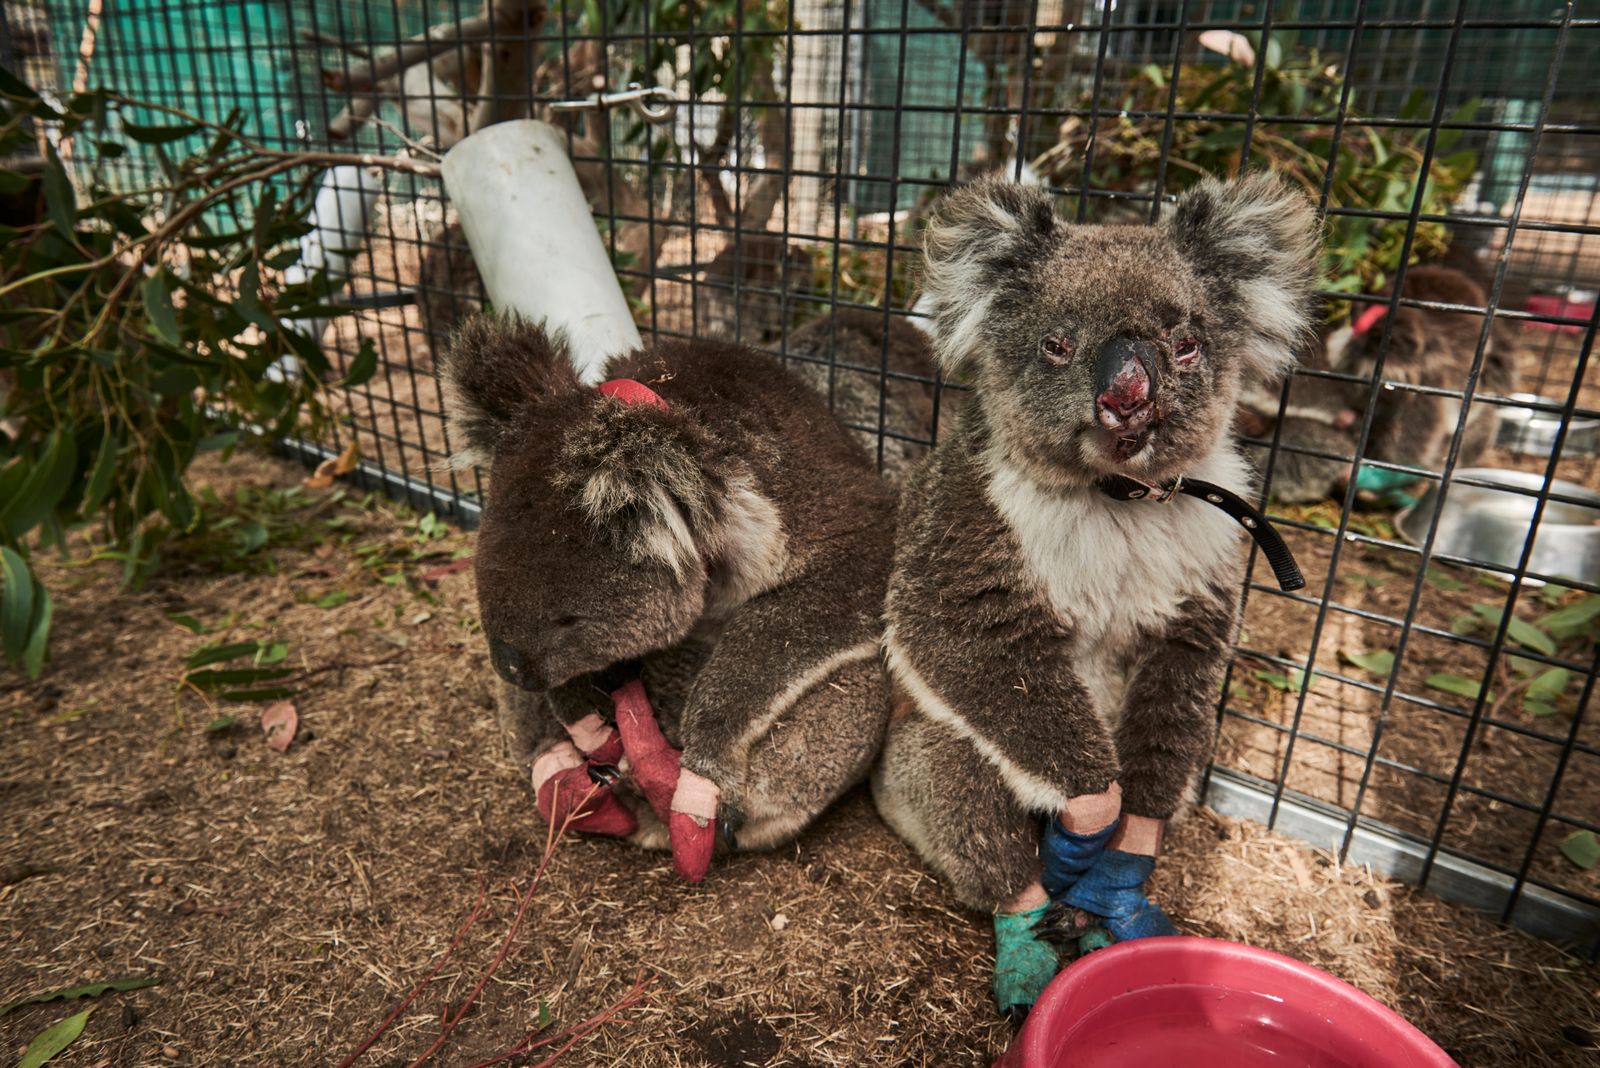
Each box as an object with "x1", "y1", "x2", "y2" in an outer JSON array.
[
  {"x1": 489, "y1": 638, "x2": 546, "y2": 692},
  {"x1": 1094, "y1": 335, "x2": 1159, "y2": 431}
]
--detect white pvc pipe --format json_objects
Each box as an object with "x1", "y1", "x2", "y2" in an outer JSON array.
[
  {"x1": 441, "y1": 119, "x2": 643, "y2": 384},
  {"x1": 272, "y1": 164, "x2": 383, "y2": 380}
]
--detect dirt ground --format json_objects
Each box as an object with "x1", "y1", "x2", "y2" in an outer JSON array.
[{"x1": 2, "y1": 450, "x2": 1598, "y2": 1068}]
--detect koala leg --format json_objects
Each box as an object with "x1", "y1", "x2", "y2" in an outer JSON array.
[
  {"x1": 870, "y1": 704, "x2": 1042, "y2": 912},
  {"x1": 872, "y1": 703, "x2": 1063, "y2": 1017},
  {"x1": 732, "y1": 654, "x2": 890, "y2": 850}
]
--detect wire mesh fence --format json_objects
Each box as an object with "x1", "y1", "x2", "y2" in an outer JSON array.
[{"x1": 11, "y1": 0, "x2": 1600, "y2": 948}]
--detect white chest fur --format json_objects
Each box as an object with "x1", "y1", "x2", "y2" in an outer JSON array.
[{"x1": 985, "y1": 448, "x2": 1247, "y2": 724}]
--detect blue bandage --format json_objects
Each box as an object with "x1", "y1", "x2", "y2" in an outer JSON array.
[
  {"x1": 1040, "y1": 816, "x2": 1116, "y2": 898},
  {"x1": 1060, "y1": 850, "x2": 1177, "y2": 942},
  {"x1": 992, "y1": 904, "x2": 1059, "y2": 1016}
]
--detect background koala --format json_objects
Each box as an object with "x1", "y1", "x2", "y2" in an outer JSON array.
[
  {"x1": 439, "y1": 317, "x2": 895, "y2": 857},
  {"x1": 1240, "y1": 264, "x2": 1519, "y2": 504},
  {"x1": 873, "y1": 175, "x2": 1320, "y2": 1014}
]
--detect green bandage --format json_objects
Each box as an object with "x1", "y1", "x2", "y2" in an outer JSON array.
[
  {"x1": 1351, "y1": 463, "x2": 1418, "y2": 494},
  {"x1": 992, "y1": 904, "x2": 1060, "y2": 1016}
]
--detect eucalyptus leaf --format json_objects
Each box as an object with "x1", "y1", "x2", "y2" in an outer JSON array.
[
  {"x1": 1341, "y1": 649, "x2": 1395, "y2": 677},
  {"x1": 1558, "y1": 830, "x2": 1600, "y2": 870},
  {"x1": 17, "y1": 1008, "x2": 92, "y2": 1068},
  {"x1": 1425, "y1": 673, "x2": 1493, "y2": 704},
  {"x1": 0, "y1": 976, "x2": 158, "y2": 1017}
]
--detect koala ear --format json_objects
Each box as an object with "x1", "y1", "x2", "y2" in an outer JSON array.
[
  {"x1": 438, "y1": 315, "x2": 582, "y2": 467},
  {"x1": 921, "y1": 177, "x2": 1058, "y2": 373},
  {"x1": 1164, "y1": 173, "x2": 1322, "y2": 381},
  {"x1": 558, "y1": 402, "x2": 726, "y2": 574}
]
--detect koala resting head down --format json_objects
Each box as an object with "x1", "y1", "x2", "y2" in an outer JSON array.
[
  {"x1": 438, "y1": 319, "x2": 794, "y2": 695},
  {"x1": 921, "y1": 173, "x2": 1320, "y2": 487}
]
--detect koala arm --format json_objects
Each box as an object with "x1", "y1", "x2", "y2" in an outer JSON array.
[
  {"x1": 884, "y1": 453, "x2": 1120, "y2": 815},
  {"x1": 675, "y1": 538, "x2": 891, "y2": 811},
  {"x1": 1115, "y1": 583, "x2": 1237, "y2": 819}
]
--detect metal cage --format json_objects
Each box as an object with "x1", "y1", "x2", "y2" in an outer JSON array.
[{"x1": 11, "y1": 0, "x2": 1600, "y2": 950}]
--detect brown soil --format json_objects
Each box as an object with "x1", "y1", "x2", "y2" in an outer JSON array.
[{"x1": 2, "y1": 450, "x2": 1597, "y2": 1068}]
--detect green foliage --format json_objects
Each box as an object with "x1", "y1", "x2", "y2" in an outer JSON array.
[
  {"x1": 1038, "y1": 30, "x2": 1478, "y2": 298},
  {"x1": 1341, "y1": 649, "x2": 1395, "y2": 677},
  {"x1": 1558, "y1": 829, "x2": 1599, "y2": 871},
  {"x1": 17, "y1": 1007, "x2": 93, "y2": 1068},
  {"x1": 181, "y1": 637, "x2": 294, "y2": 702},
  {"x1": 1, "y1": 977, "x2": 158, "y2": 1017},
  {"x1": 0, "y1": 75, "x2": 380, "y2": 676}
]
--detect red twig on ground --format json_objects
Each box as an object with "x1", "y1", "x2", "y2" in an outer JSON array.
[
  {"x1": 403, "y1": 781, "x2": 599, "y2": 1068},
  {"x1": 418, "y1": 557, "x2": 474, "y2": 582},
  {"x1": 461, "y1": 971, "x2": 655, "y2": 1068},
  {"x1": 335, "y1": 870, "x2": 490, "y2": 1068}
]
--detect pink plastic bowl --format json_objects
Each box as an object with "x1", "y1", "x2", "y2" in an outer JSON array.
[{"x1": 993, "y1": 937, "x2": 1458, "y2": 1068}]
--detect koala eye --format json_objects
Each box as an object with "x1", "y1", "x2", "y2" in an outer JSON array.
[
  {"x1": 1040, "y1": 335, "x2": 1074, "y2": 365},
  {"x1": 552, "y1": 615, "x2": 583, "y2": 628},
  {"x1": 1175, "y1": 337, "x2": 1201, "y2": 365}
]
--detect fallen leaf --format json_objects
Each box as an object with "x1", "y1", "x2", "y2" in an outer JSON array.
[
  {"x1": 305, "y1": 441, "x2": 360, "y2": 489},
  {"x1": 409, "y1": 610, "x2": 433, "y2": 626},
  {"x1": 1558, "y1": 829, "x2": 1600, "y2": 870},
  {"x1": 1, "y1": 978, "x2": 157, "y2": 1017},
  {"x1": 18, "y1": 1007, "x2": 93, "y2": 1068},
  {"x1": 1341, "y1": 649, "x2": 1395, "y2": 677},
  {"x1": 1425, "y1": 672, "x2": 1493, "y2": 703},
  {"x1": 261, "y1": 701, "x2": 298, "y2": 753},
  {"x1": 204, "y1": 715, "x2": 235, "y2": 733}
]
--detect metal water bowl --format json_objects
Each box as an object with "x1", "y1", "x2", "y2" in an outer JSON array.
[
  {"x1": 1396, "y1": 468, "x2": 1600, "y2": 585},
  {"x1": 1495, "y1": 393, "x2": 1600, "y2": 459}
]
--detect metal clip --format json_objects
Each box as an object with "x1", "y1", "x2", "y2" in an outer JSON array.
[
  {"x1": 550, "y1": 82, "x2": 680, "y2": 125},
  {"x1": 1127, "y1": 475, "x2": 1183, "y2": 503}
]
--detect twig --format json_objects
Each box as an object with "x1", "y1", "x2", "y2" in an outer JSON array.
[
  {"x1": 461, "y1": 972, "x2": 654, "y2": 1068},
  {"x1": 279, "y1": 651, "x2": 406, "y2": 688},
  {"x1": 335, "y1": 871, "x2": 490, "y2": 1068},
  {"x1": 322, "y1": 6, "x2": 512, "y2": 93},
  {"x1": 404, "y1": 781, "x2": 599, "y2": 1068},
  {"x1": 300, "y1": 27, "x2": 373, "y2": 59}
]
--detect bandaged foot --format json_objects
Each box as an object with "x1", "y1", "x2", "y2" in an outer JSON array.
[
  {"x1": 612, "y1": 679, "x2": 720, "y2": 882},
  {"x1": 1060, "y1": 849, "x2": 1177, "y2": 942},
  {"x1": 612, "y1": 679, "x2": 681, "y2": 820},
  {"x1": 531, "y1": 742, "x2": 638, "y2": 838},
  {"x1": 567, "y1": 711, "x2": 624, "y2": 767},
  {"x1": 1040, "y1": 784, "x2": 1121, "y2": 898},
  {"x1": 992, "y1": 904, "x2": 1060, "y2": 1019},
  {"x1": 668, "y1": 768, "x2": 720, "y2": 883}
]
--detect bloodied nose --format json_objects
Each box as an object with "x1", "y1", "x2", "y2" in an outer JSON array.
[
  {"x1": 1094, "y1": 335, "x2": 1159, "y2": 431},
  {"x1": 489, "y1": 638, "x2": 546, "y2": 692}
]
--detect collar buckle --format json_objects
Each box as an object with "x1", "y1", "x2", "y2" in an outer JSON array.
[{"x1": 1125, "y1": 474, "x2": 1184, "y2": 503}]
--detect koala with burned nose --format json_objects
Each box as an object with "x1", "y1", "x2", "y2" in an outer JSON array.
[
  {"x1": 440, "y1": 316, "x2": 895, "y2": 880},
  {"x1": 872, "y1": 175, "x2": 1321, "y2": 1015}
]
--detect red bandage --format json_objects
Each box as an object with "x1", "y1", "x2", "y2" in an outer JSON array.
[
  {"x1": 1351, "y1": 304, "x2": 1387, "y2": 336},
  {"x1": 612, "y1": 679, "x2": 719, "y2": 882},
  {"x1": 532, "y1": 743, "x2": 637, "y2": 838},
  {"x1": 599, "y1": 378, "x2": 669, "y2": 410}
]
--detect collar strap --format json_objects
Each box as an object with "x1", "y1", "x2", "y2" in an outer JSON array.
[
  {"x1": 1097, "y1": 474, "x2": 1306, "y2": 592},
  {"x1": 598, "y1": 378, "x2": 669, "y2": 410}
]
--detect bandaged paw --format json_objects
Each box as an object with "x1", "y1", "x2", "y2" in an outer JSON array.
[
  {"x1": 992, "y1": 904, "x2": 1060, "y2": 1017},
  {"x1": 1040, "y1": 816, "x2": 1116, "y2": 898},
  {"x1": 532, "y1": 743, "x2": 637, "y2": 838},
  {"x1": 612, "y1": 679, "x2": 681, "y2": 821},
  {"x1": 1059, "y1": 849, "x2": 1177, "y2": 942}
]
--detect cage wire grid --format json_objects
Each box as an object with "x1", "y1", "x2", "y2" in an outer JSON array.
[{"x1": 11, "y1": 0, "x2": 1600, "y2": 950}]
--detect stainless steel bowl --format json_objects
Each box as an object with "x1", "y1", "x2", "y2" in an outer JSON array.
[
  {"x1": 1496, "y1": 393, "x2": 1600, "y2": 459},
  {"x1": 1396, "y1": 468, "x2": 1600, "y2": 584}
]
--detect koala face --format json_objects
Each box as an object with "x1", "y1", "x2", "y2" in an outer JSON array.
[
  {"x1": 439, "y1": 319, "x2": 724, "y2": 694},
  {"x1": 922, "y1": 176, "x2": 1320, "y2": 485}
]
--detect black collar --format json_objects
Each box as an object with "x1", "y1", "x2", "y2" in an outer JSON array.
[{"x1": 1097, "y1": 474, "x2": 1305, "y2": 592}]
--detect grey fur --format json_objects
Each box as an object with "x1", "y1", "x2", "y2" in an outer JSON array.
[{"x1": 875, "y1": 175, "x2": 1321, "y2": 910}]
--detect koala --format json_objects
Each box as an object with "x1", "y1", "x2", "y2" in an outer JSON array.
[
  {"x1": 872, "y1": 175, "x2": 1320, "y2": 1015},
  {"x1": 440, "y1": 316, "x2": 895, "y2": 878},
  {"x1": 1239, "y1": 264, "x2": 1518, "y2": 504},
  {"x1": 777, "y1": 308, "x2": 952, "y2": 482}
]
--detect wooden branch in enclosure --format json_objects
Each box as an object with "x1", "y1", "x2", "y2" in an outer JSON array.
[{"x1": 322, "y1": 0, "x2": 543, "y2": 93}]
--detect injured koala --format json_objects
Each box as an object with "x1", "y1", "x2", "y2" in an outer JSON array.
[
  {"x1": 439, "y1": 316, "x2": 895, "y2": 881},
  {"x1": 873, "y1": 174, "x2": 1321, "y2": 1015}
]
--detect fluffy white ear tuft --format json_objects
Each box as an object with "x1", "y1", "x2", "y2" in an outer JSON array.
[
  {"x1": 920, "y1": 177, "x2": 1058, "y2": 374},
  {"x1": 1164, "y1": 174, "x2": 1322, "y2": 382},
  {"x1": 438, "y1": 316, "x2": 581, "y2": 467}
]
